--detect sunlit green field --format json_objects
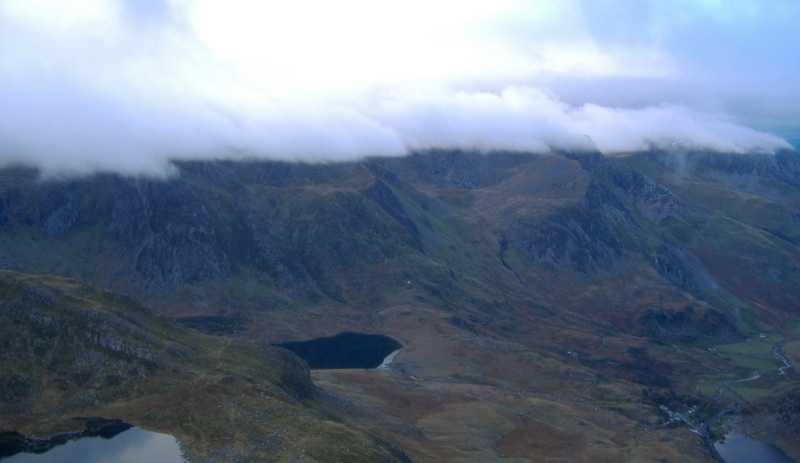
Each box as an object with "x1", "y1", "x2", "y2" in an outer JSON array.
[
  {"x1": 732, "y1": 382, "x2": 792, "y2": 401},
  {"x1": 698, "y1": 331, "x2": 797, "y2": 402},
  {"x1": 716, "y1": 341, "x2": 773, "y2": 355}
]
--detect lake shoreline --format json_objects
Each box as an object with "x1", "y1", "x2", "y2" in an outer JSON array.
[
  {"x1": 0, "y1": 418, "x2": 131, "y2": 460},
  {"x1": 279, "y1": 332, "x2": 405, "y2": 370}
]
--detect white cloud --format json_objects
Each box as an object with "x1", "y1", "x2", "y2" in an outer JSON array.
[
  {"x1": 571, "y1": 104, "x2": 792, "y2": 153},
  {"x1": 0, "y1": 0, "x2": 797, "y2": 177},
  {"x1": 366, "y1": 86, "x2": 791, "y2": 155}
]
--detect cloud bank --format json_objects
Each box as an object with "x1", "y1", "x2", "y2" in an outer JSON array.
[{"x1": 0, "y1": 0, "x2": 797, "y2": 176}]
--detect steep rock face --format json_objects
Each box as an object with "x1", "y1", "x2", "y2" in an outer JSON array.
[
  {"x1": 638, "y1": 149, "x2": 800, "y2": 203},
  {"x1": 0, "y1": 164, "x2": 431, "y2": 304},
  {"x1": 613, "y1": 150, "x2": 800, "y2": 322},
  {"x1": 0, "y1": 149, "x2": 799, "y2": 335},
  {"x1": 0, "y1": 173, "x2": 238, "y2": 293},
  {"x1": 361, "y1": 177, "x2": 425, "y2": 253},
  {"x1": 502, "y1": 181, "x2": 636, "y2": 273},
  {"x1": 650, "y1": 243, "x2": 709, "y2": 295},
  {"x1": 607, "y1": 165, "x2": 685, "y2": 223},
  {"x1": 37, "y1": 187, "x2": 80, "y2": 238},
  {"x1": 128, "y1": 179, "x2": 233, "y2": 286}
]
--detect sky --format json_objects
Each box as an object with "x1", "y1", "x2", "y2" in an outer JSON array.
[{"x1": 0, "y1": 0, "x2": 798, "y2": 176}]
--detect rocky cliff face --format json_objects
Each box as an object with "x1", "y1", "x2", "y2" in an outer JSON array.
[
  {"x1": 502, "y1": 180, "x2": 635, "y2": 274},
  {"x1": 1, "y1": 149, "x2": 799, "y2": 337},
  {"x1": 0, "y1": 273, "x2": 165, "y2": 414}
]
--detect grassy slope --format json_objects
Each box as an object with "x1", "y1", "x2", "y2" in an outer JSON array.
[
  {"x1": 0, "y1": 269, "x2": 410, "y2": 462},
  {"x1": 611, "y1": 151, "x2": 800, "y2": 328}
]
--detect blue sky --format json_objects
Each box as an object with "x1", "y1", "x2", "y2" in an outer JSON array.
[{"x1": 0, "y1": 0, "x2": 798, "y2": 175}]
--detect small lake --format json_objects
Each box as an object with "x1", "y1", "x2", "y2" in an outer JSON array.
[
  {"x1": 277, "y1": 332, "x2": 403, "y2": 369},
  {"x1": 0, "y1": 427, "x2": 185, "y2": 463},
  {"x1": 715, "y1": 433, "x2": 795, "y2": 463}
]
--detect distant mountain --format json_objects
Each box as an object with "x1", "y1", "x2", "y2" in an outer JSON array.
[{"x1": 1, "y1": 148, "x2": 799, "y2": 461}]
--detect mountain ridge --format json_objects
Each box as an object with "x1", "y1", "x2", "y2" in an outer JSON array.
[{"x1": 2, "y1": 148, "x2": 800, "y2": 461}]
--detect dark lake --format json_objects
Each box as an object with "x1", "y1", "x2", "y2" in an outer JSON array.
[
  {"x1": 277, "y1": 332, "x2": 403, "y2": 369},
  {"x1": 0, "y1": 426, "x2": 185, "y2": 463},
  {"x1": 715, "y1": 433, "x2": 795, "y2": 463}
]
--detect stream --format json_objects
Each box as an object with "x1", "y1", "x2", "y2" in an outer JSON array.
[{"x1": 699, "y1": 338, "x2": 797, "y2": 463}]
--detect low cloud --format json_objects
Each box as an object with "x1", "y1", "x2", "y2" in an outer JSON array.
[
  {"x1": 368, "y1": 86, "x2": 792, "y2": 155},
  {"x1": 0, "y1": 0, "x2": 796, "y2": 177}
]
